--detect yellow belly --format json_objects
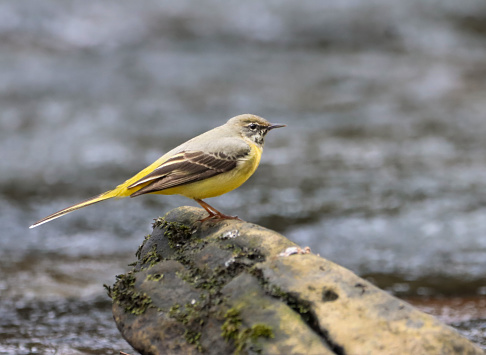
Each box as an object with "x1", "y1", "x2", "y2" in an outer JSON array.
[{"x1": 154, "y1": 144, "x2": 262, "y2": 199}]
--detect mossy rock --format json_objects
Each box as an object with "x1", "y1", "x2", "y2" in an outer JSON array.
[{"x1": 108, "y1": 206, "x2": 483, "y2": 355}]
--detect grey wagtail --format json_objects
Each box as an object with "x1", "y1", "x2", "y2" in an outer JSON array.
[{"x1": 30, "y1": 114, "x2": 286, "y2": 228}]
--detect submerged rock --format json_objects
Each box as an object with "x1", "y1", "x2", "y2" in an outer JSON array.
[{"x1": 108, "y1": 206, "x2": 483, "y2": 355}]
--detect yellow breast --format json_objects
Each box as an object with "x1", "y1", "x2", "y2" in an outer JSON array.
[{"x1": 157, "y1": 143, "x2": 263, "y2": 199}]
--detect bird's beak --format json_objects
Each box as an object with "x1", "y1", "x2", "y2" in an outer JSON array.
[{"x1": 268, "y1": 123, "x2": 286, "y2": 130}]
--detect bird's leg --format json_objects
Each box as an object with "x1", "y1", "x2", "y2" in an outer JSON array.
[
  {"x1": 194, "y1": 199, "x2": 217, "y2": 221},
  {"x1": 194, "y1": 199, "x2": 241, "y2": 222}
]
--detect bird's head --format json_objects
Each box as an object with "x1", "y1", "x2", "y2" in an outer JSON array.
[{"x1": 228, "y1": 114, "x2": 286, "y2": 146}]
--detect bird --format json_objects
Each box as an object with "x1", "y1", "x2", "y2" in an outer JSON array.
[{"x1": 29, "y1": 114, "x2": 286, "y2": 228}]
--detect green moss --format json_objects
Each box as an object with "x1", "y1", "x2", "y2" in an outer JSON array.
[
  {"x1": 163, "y1": 220, "x2": 192, "y2": 249},
  {"x1": 221, "y1": 308, "x2": 274, "y2": 354},
  {"x1": 221, "y1": 244, "x2": 243, "y2": 255},
  {"x1": 135, "y1": 234, "x2": 152, "y2": 259},
  {"x1": 103, "y1": 283, "x2": 112, "y2": 298},
  {"x1": 153, "y1": 218, "x2": 192, "y2": 243},
  {"x1": 146, "y1": 273, "x2": 164, "y2": 282},
  {"x1": 221, "y1": 308, "x2": 242, "y2": 340},
  {"x1": 251, "y1": 272, "x2": 314, "y2": 327},
  {"x1": 220, "y1": 244, "x2": 264, "y2": 263},
  {"x1": 152, "y1": 216, "x2": 167, "y2": 228},
  {"x1": 109, "y1": 272, "x2": 153, "y2": 315},
  {"x1": 267, "y1": 284, "x2": 287, "y2": 298},
  {"x1": 169, "y1": 301, "x2": 205, "y2": 352},
  {"x1": 268, "y1": 285, "x2": 311, "y2": 320},
  {"x1": 140, "y1": 244, "x2": 161, "y2": 269},
  {"x1": 169, "y1": 302, "x2": 201, "y2": 325},
  {"x1": 200, "y1": 269, "x2": 227, "y2": 292},
  {"x1": 169, "y1": 303, "x2": 181, "y2": 317},
  {"x1": 184, "y1": 330, "x2": 202, "y2": 352},
  {"x1": 248, "y1": 324, "x2": 274, "y2": 340},
  {"x1": 177, "y1": 266, "x2": 234, "y2": 296}
]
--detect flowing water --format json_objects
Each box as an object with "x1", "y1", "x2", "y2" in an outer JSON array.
[{"x1": 1, "y1": 0, "x2": 486, "y2": 353}]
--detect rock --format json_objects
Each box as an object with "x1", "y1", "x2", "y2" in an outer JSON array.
[{"x1": 107, "y1": 206, "x2": 483, "y2": 355}]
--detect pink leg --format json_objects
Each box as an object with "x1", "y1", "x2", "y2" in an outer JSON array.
[{"x1": 194, "y1": 199, "x2": 241, "y2": 222}]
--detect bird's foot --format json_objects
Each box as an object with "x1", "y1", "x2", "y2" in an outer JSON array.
[
  {"x1": 214, "y1": 213, "x2": 242, "y2": 221},
  {"x1": 194, "y1": 199, "x2": 242, "y2": 222},
  {"x1": 198, "y1": 212, "x2": 242, "y2": 223}
]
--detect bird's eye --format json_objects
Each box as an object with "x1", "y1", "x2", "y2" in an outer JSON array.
[{"x1": 248, "y1": 123, "x2": 258, "y2": 130}]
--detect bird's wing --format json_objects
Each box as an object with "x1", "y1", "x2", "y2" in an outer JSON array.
[{"x1": 128, "y1": 149, "x2": 250, "y2": 197}]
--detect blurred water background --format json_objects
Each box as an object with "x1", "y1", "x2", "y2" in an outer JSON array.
[{"x1": 1, "y1": 0, "x2": 486, "y2": 353}]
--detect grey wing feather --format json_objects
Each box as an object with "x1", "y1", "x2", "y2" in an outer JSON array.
[{"x1": 129, "y1": 148, "x2": 249, "y2": 197}]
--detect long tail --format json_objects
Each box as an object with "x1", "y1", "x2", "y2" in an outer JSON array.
[
  {"x1": 29, "y1": 153, "x2": 173, "y2": 229},
  {"x1": 29, "y1": 190, "x2": 118, "y2": 229}
]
